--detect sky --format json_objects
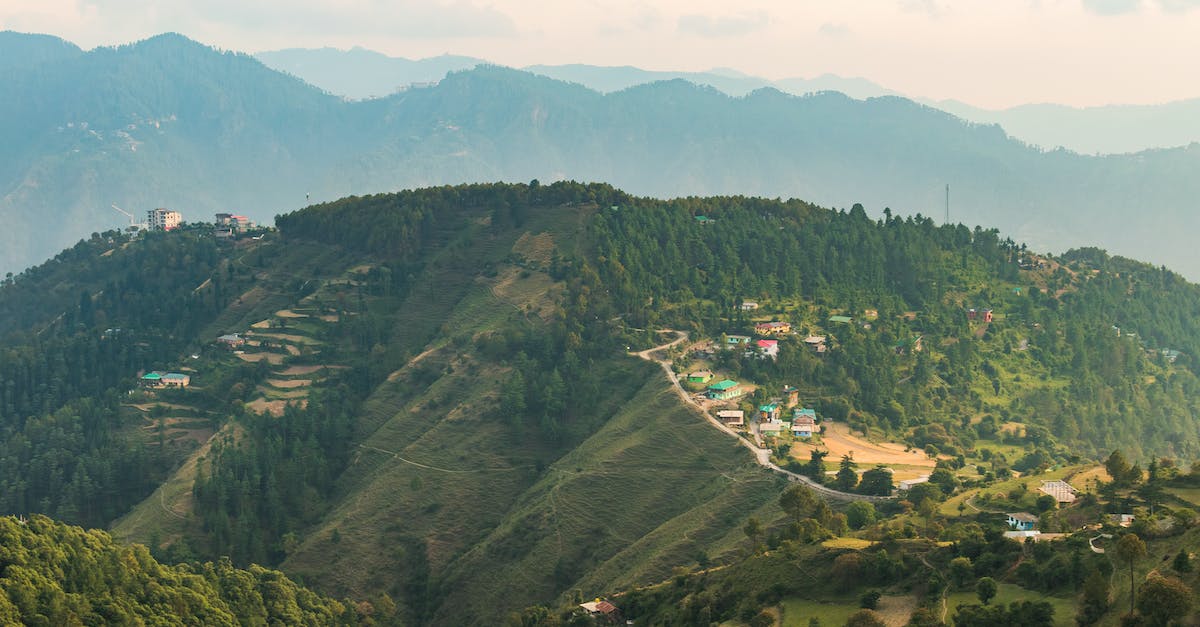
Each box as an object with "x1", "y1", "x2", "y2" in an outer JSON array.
[{"x1": 3, "y1": 0, "x2": 1200, "y2": 109}]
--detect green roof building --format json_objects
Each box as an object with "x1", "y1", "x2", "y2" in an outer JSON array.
[
  {"x1": 828, "y1": 315, "x2": 853, "y2": 324},
  {"x1": 707, "y1": 379, "x2": 743, "y2": 400}
]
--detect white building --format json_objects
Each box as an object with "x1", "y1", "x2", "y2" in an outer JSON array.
[{"x1": 147, "y1": 207, "x2": 182, "y2": 231}]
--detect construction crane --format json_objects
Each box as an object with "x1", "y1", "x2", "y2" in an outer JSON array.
[{"x1": 112, "y1": 203, "x2": 145, "y2": 232}]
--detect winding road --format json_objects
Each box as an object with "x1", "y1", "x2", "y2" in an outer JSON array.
[{"x1": 631, "y1": 330, "x2": 893, "y2": 502}]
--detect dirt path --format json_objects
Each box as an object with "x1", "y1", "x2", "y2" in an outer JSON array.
[
  {"x1": 387, "y1": 344, "x2": 442, "y2": 382},
  {"x1": 630, "y1": 331, "x2": 892, "y2": 503}
]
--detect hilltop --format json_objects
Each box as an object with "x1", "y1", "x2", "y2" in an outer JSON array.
[
  {"x1": 6, "y1": 33, "x2": 1200, "y2": 281},
  {"x1": 2, "y1": 182, "x2": 1200, "y2": 624}
]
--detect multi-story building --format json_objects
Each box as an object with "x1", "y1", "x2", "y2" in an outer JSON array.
[{"x1": 147, "y1": 207, "x2": 182, "y2": 231}]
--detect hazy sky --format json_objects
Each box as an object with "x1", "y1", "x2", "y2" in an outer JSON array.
[{"x1": 3, "y1": 0, "x2": 1200, "y2": 108}]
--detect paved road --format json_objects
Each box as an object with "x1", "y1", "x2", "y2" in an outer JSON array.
[{"x1": 631, "y1": 331, "x2": 893, "y2": 503}]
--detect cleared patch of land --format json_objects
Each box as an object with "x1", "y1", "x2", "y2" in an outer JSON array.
[
  {"x1": 236, "y1": 352, "x2": 284, "y2": 364},
  {"x1": 945, "y1": 583, "x2": 1073, "y2": 626},
  {"x1": 490, "y1": 266, "x2": 563, "y2": 321},
  {"x1": 246, "y1": 397, "x2": 306, "y2": 416},
  {"x1": 266, "y1": 378, "x2": 312, "y2": 389},
  {"x1": 820, "y1": 537, "x2": 875, "y2": 550},
  {"x1": 791, "y1": 422, "x2": 937, "y2": 468},
  {"x1": 280, "y1": 364, "x2": 344, "y2": 375},
  {"x1": 512, "y1": 231, "x2": 556, "y2": 265},
  {"x1": 248, "y1": 332, "x2": 322, "y2": 345}
]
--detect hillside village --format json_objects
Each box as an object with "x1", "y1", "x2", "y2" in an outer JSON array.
[{"x1": 8, "y1": 184, "x2": 1200, "y2": 627}]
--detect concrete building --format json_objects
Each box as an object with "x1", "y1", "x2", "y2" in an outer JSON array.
[{"x1": 147, "y1": 208, "x2": 182, "y2": 231}]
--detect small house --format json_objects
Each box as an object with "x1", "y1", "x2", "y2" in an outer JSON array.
[
  {"x1": 217, "y1": 333, "x2": 246, "y2": 348},
  {"x1": 967, "y1": 308, "x2": 977, "y2": 320},
  {"x1": 1039, "y1": 480, "x2": 1078, "y2": 504},
  {"x1": 686, "y1": 370, "x2": 714, "y2": 384},
  {"x1": 828, "y1": 315, "x2": 853, "y2": 325},
  {"x1": 1108, "y1": 513, "x2": 1135, "y2": 528},
  {"x1": 894, "y1": 335, "x2": 923, "y2": 355},
  {"x1": 782, "y1": 385, "x2": 799, "y2": 408},
  {"x1": 864, "y1": 309, "x2": 879, "y2": 319},
  {"x1": 707, "y1": 379, "x2": 743, "y2": 400},
  {"x1": 717, "y1": 410, "x2": 745, "y2": 426},
  {"x1": 755, "y1": 339, "x2": 779, "y2": 358},
  {"x1": 694, "y1": 215, "x2": 714, "y2": 225},
  {"x1": 754, "y1": 321, "x2": 792, "y2": 336},
  {"x1": 1006, "y1": 512, "x2": 1038, "y2": 531},
  {"x1": 897, "y1": 476, "x2": 929, "y2": 491},
  {"x1": 983, "y1": 309, "x2": 994, "y2": 323},
  {"x1": 579, "y1": 600, "x2": 621, "y2": 624},
  {"x1": 759, "y1": 403, "x2": 781, "y2": 421},
  {"x1": 725, "y1": 334, "x2": 752, "y2": 346},
  {"x1": 803, "y1": 335, "x2": 827, "y2": 354},
  {"x1": 140, "y1": 371, "x2": 190, "y2": 389},
  {"x1": 739, "y1": 301, "x2": 760, "y2": 311},
  {"x1": 161, "y1": 373, "x2": 191, "y2": 388},
  {"x1": 792, "y1": 408, "x2": 816, "y2": 437},
  {"x1": 759, "y1": 421, "x2": 783, "y2": 438}
]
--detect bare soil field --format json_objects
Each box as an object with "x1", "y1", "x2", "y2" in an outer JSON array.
[
  {"x1": 791, "y1": 422, "x2": 937, "y2": 468},
  {"x1": 266, "y1": 378, "x2": 312, "y2": 389},
  {"x1": 236, "y1": 352, "x2": 284, "y2": 365},
  {"x1": 279, "y1": 364, "x2": 345, "y2": 376},
  {"x1": 246, "y1": 398, "x2": 307, "y2": 417}
]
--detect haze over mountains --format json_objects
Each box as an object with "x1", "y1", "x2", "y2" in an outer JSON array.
[
  {"x1": 6, "y1": 31, "x2": 1200, "y2": 281},
  {"x1": 257, "y1": 45, "x2": 1200, "y2": 155}
]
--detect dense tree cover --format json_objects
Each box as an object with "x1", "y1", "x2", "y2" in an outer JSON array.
[
  {"x1": 192, "y1": 386, "x2": 360, "y2": 566},
  {"x1": 0, "y1": 515, "x2": 361, "y2": 625},
  {"x1": 0, "y1": 230, "x2": 251, "y2": 527},
  {"x1": 578, "y1": 187, "x2": 1200, "y2": 459},
  {"x1": 952, "y1": 600, "x2": 1054, "y2": 626},
  {"x1": 187, "y1": 186, "x2": 1200, "y2": 471}
]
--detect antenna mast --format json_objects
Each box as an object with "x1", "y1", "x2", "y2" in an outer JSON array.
[{"x1": 944, "y1": 184, "x2": 950, "y2": 225}]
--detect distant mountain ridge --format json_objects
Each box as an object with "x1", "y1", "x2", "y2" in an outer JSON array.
[
  {"x1": 253, "y1": 46, "x2": 899, "y2": 101},
  {"x1": 5, "y1": 32, "x2": 1200, "y2": 281},
  {"x1": 255, "y1": 45, "x2": 1200, "y2": 154},
  {"x1": 254, "y1": 47, "x2": 487, "y2": 99}
]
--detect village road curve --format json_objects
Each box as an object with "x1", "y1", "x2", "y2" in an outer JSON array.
[{"x1": 630, "y1": 330, "x2": 892, "y2": 503}]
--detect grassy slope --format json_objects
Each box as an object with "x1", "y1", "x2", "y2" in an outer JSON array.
[
  {"x1": 272, "y1": 203, "x2": 785, "y2": 624},
  {"x1": 429, "y1": 374, "x2": 783, "y2": 624}
]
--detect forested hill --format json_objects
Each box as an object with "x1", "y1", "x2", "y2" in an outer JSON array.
[
  {"x1": 7, "y1": 32, "x2": 1200, "y2": 281},
  {"x1": 0, "y1": 515, "x2": 358, "y2": 625},
  {"x1": 2, "y1": 182, "x2": 1200, "y2": 624}
]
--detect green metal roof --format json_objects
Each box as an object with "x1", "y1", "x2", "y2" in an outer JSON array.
[
  {"x1": 708, "y1": 379, "x2": 739, "y2": 391},
  {"x1": 759, "y1": 404, "x2": 778, "y2": 412},
  {"x1": 828, "y1": 315, "x2": 853, "y2": 323},
  {"x1": 141, "y1": 372, "x2": 162, "y2": 380}
]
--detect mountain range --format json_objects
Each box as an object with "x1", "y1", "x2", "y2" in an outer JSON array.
[
  {"x1": 256, "y1": 45, "x2": 1200, "y2": 155},
  {"x1": 5, "y1": 31, "x2": 1200, "y2": 282}
]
